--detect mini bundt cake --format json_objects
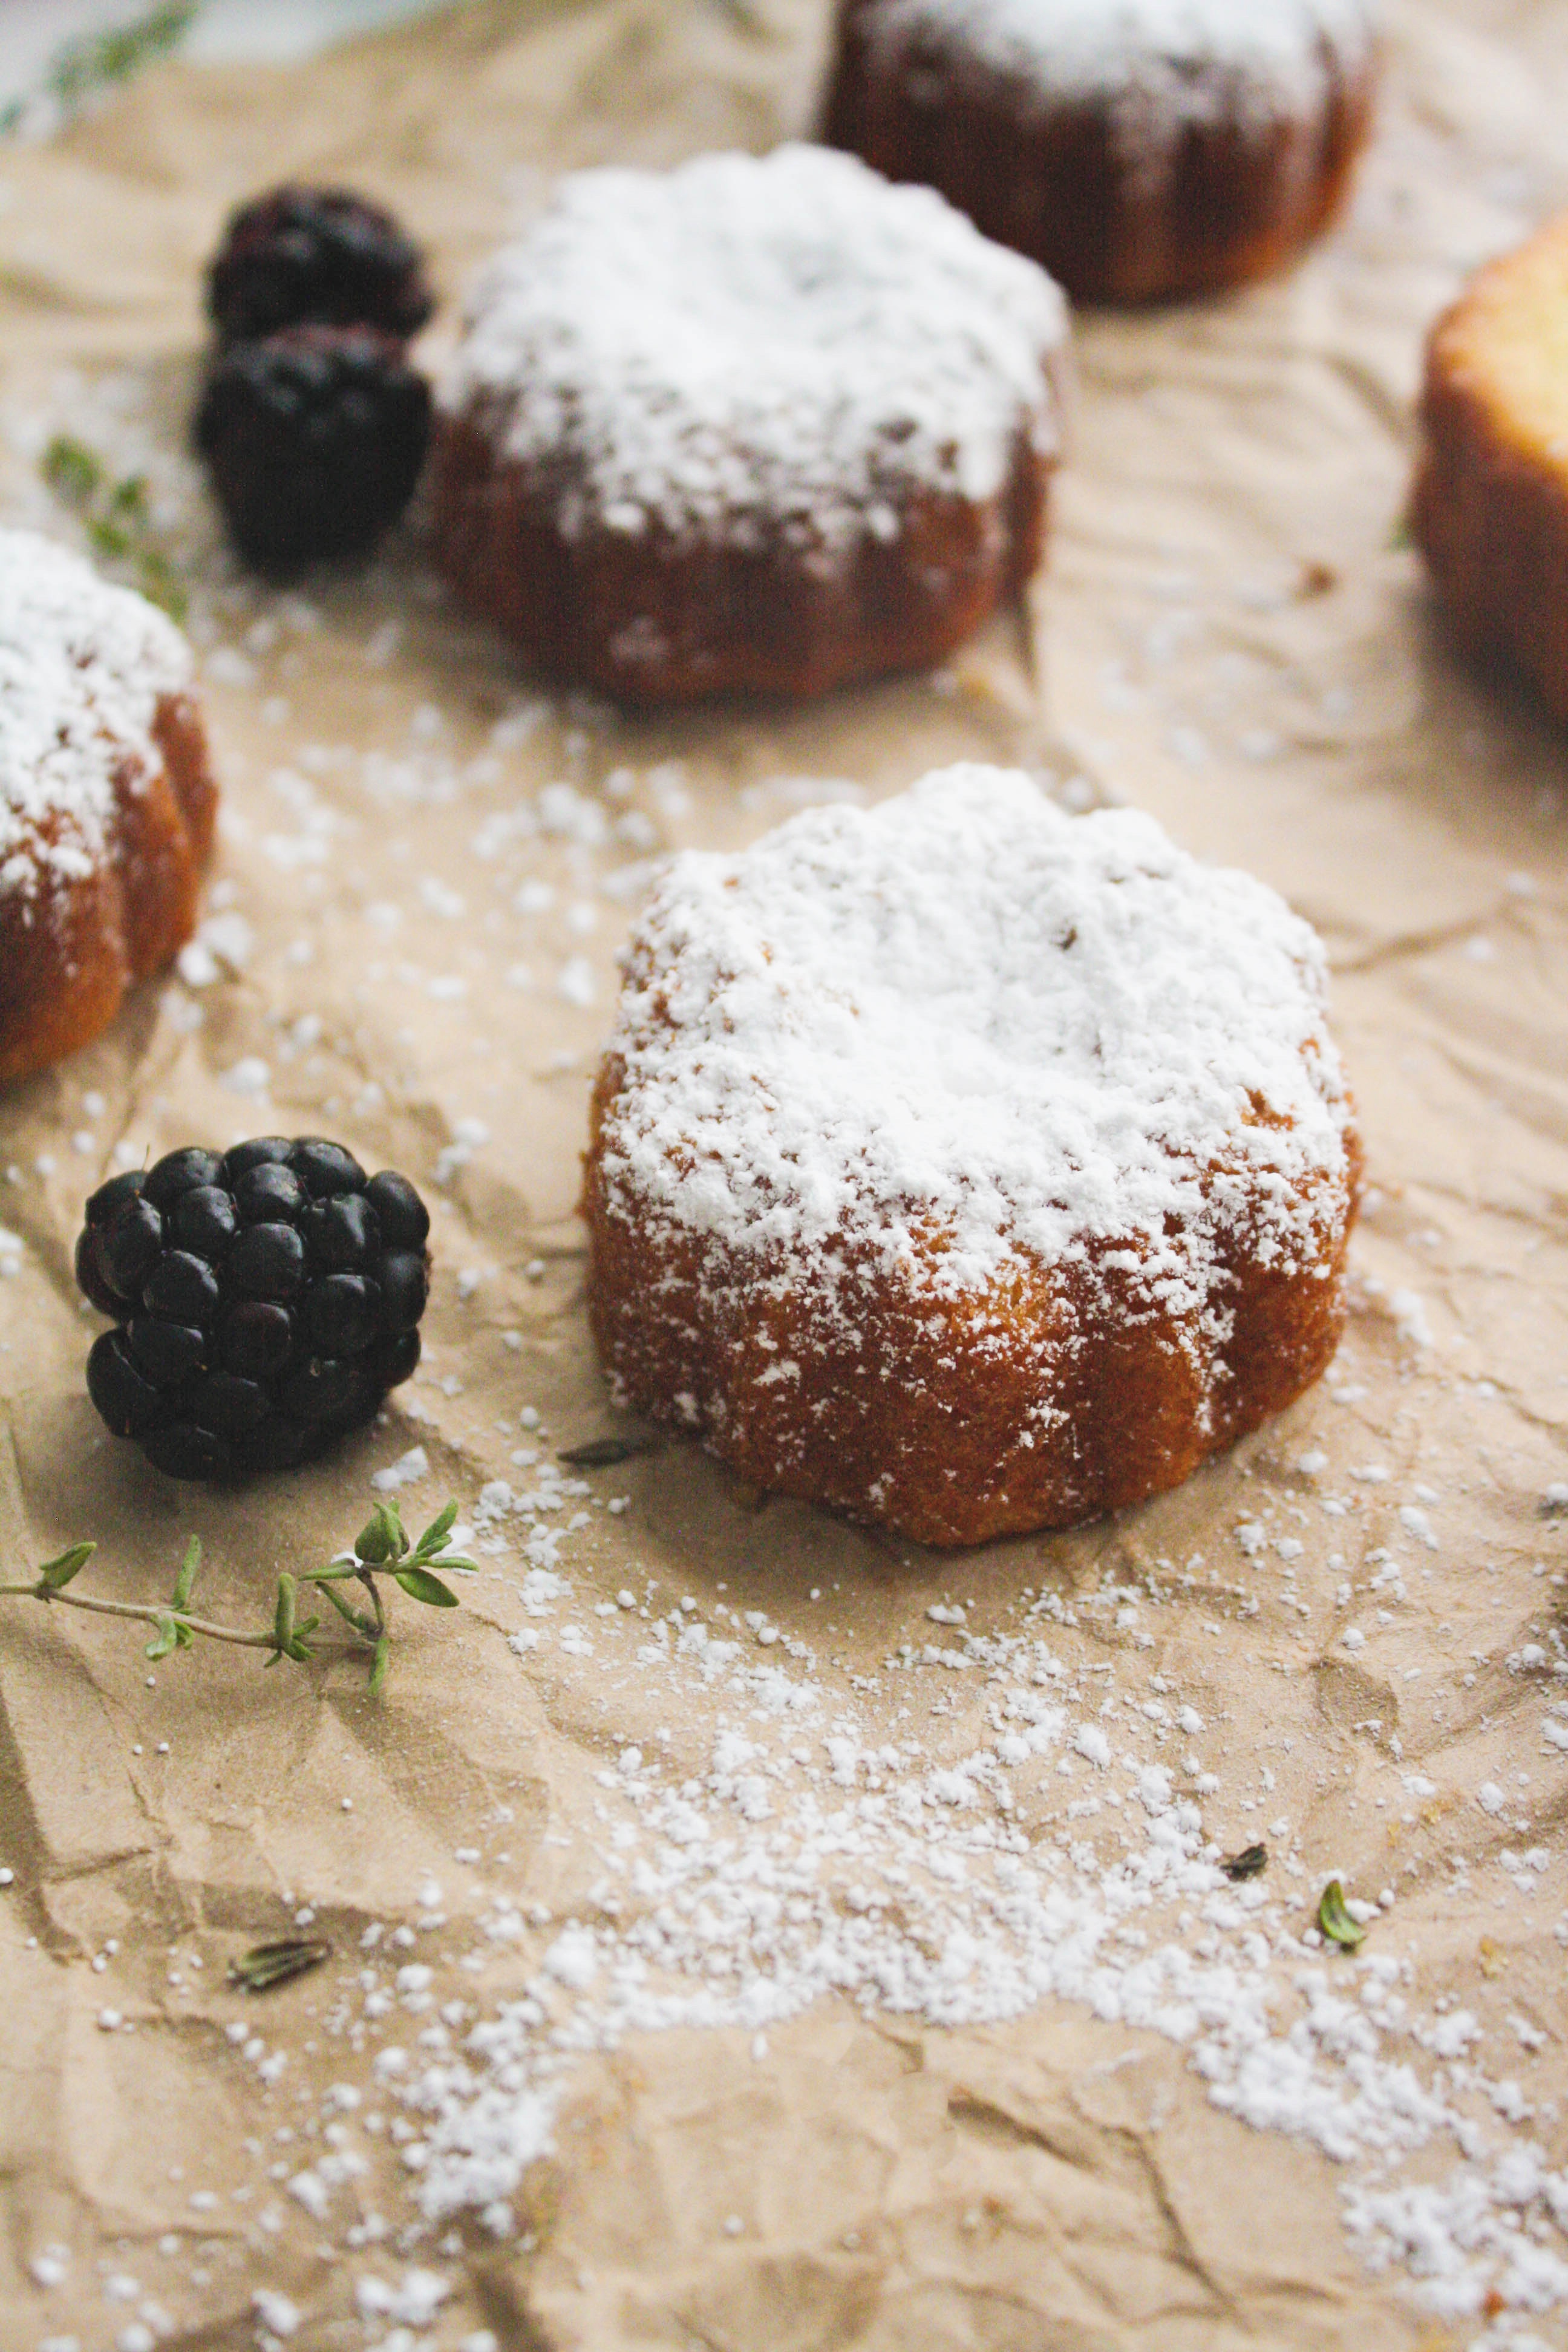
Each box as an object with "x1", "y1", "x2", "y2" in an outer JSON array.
[
  {"x1": 1413, "y1": 212, "x2": 1568, "y2": 723},
  {"x1": 0, "y1": 531, "x2": 216, "y2": 1087},
  {"x1": 584, "y1": 766, "x2": 1361, "y2": 1549},
  {"x1": 431, "y1": 145, "x2": 1068, "y2": 705},
  {"x1": 825, "y1": 0, "x2": 1378, "y2": 304}
]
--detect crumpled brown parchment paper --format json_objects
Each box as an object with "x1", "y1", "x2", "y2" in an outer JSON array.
[{"x1": 2, "y1": 3, "x2": 1568, "y2": 2348}]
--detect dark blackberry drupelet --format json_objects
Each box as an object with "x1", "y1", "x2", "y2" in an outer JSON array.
[
  {"x1": 206, "y1": 186, "x2": 434, "y2": 347},
  {"x1": 194, "y1": 324, "x2": 431, "y2": 573},
  {"x1": 77, "y1": 1137, "x2": 431, "y2": 1482}
]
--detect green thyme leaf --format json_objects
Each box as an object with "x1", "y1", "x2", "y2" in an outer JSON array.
[
  {"x1": 36, "y1": 1541, "x2": 95, "y2": 1592},
  {"x1": 355, "y1": 1505, "x2": 400, "y2": 1566},
  {"x1": 285, "y1": 1614, "x2": 320, "y2": 1664},
  {"x1": 1318, "y1": 1878, "x2": 1367, "y2": 1949},
  {"x1": 44, "y1": 437, "x2": 102, "y2": 501},
  {"x1": 414, "y1": 1500, "x2": 459, "y2": 1555},
  {"x1": 315, "y1": 1579, "x2": 374, "y2": 1638},
  {"x1": 369, "y1": 1635, "x2": 390, "y2": 1696},
  {"x1": 171, "y1": 1536, "x2": 201, "y2": 1610},
  {"x1": 270, "y1": 1574, "x2": 297, "y2": 1661},
  {"x1": 144, "y1": 1612, "x2": 180, "y2": 1661},
  {"x1": 227, "y1": 1936, "x2": 330, "y2": 1994},
  {"x1": 108, "y1": 474, "x2": 148, "y2": 519},
  {"x1": 1222, "y1": 1843, "x2": 1268, "y2": 1882},
  {"x1": 393, "y1": 1567, "x2": 460, "y2": 1609},
  {"x1": 134, "y1": 547, "x2": 186, "y2": 625}
]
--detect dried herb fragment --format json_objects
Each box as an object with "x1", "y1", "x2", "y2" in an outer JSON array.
[
  {"x1": 1317, "y1": 1878, "x2": 1367, "y2": 1949},
  {"x1": 558, "y1": 1435, "x2": 660, "y2": 1468},
  {"x1": 228, "y1": 1937, "x2": 330, "y2": 1993},
  {"x1": 1222, "y1": 1842, "x2": 1268, "y2": 1881}
]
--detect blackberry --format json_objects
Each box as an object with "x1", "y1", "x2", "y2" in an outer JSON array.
[
  {"x1": 206, "y1": 185, "x2": 434, "y2": 347},
  {"x1": 77, "y1": 1137, "x2": 431, "y2": 1483},
  {"x1": 194, "y1": 325, "x2": 431, "y2": 574}
]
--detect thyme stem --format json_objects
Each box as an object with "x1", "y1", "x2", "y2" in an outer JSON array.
[
  {"x1": 1, "y1": 1500, "x2": 474, "y2": 1688},
  {"x1": 0, "y1": 1583, "x2": 368, "y2": 1654}
]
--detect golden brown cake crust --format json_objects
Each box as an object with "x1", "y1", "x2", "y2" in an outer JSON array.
[
  {"x1": 431, "y1": 409, "x2": 1054, "y2": 707},
  {"x1": 823, "y1": 0, "x2": 1377, "y2": 304},
  {"x1": 0, "y1": 691, "x2": 215, "y2": 1088},
  {"x1": 582, "y1": 769, "x2": 1361, "y2": 1550},
  {"x1": 586, "y1": 1070, "x2": 1359, "y2": 1550},
  {"x1": 1413, "y1": 215, "x2": 1568, "y2": 723},
  {"x1": 431, "y1": 146, "x2": 1068, "y2": 707},
  {"x1": 0, "y1": 528, "x2": 216, "y2": 1089}
]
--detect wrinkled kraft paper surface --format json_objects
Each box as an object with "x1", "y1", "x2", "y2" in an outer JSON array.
[{"x1": 2, "y1": 2, "x2": 1568, "y2": 2347}]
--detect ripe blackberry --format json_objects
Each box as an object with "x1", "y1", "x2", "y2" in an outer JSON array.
[
  {"x1": 194, "y1": 325, "x2": 431, "y2": 573},
  {"x1": 77, "y1": 1136, "x2": 431, "y2": 1483},
  {"x1": 206, "y1": 185, "x2": 434, "y2": 347}
]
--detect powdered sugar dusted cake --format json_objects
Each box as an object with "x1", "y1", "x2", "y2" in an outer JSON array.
[
  {"x1": 825, "y1": 0, "x2": 1377, "y2": 304},
  {"x1": 0, "y1": 530, "x2": 216, "y2": 1086},
  {"x1": 432, "y1": 145, "x2": 1067, "y2": 704},
  {"x1": 584, "y1": 765, "x2": 1360, "y2": 1547}
]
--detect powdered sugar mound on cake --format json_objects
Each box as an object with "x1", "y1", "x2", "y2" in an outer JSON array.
[
  {"x1": 599, "y1": 764, "x2": 1353, "y2": 1303},
  {"x1": 0, "y1": 527, "x2": 192, "y2": 906},
  {"x1": 440, "y1": 145, "x2": 1068, "y2": 550}
]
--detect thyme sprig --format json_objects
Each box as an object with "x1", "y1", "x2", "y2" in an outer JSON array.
[
  {"x1": 1, "y1": 1500, "x2": 474, "y2": 1693},
  {"x1": 41, "y1": 436, "x2": 188, "y2": 622},
  {"x1": 0, "y1": 4, "x2": 199, "y2": 137}
]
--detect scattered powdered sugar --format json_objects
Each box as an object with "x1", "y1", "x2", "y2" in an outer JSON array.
[
  {"x1": 387, "y1": 1600, "x2": 1568, "y2": 2329},
  {"x1": 1346, "y1": 2155, "x2": 1568, "y2": 2320},
  {"x1": 0, "y1": 527, "x2": 192, "y2": 910},
  {"x1": 597, "y1": 764, "x2": 1355, "y2": 1305},
  {"x1": 860, "y1": 0, "x2": 1375, "y2": 158},
  {"x1": 170, "y1": 1369, "x2": 1568, "y2": 2331},
  {"x1": 442, "y1": 145, "x2": 1067, "y2": 549}
]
